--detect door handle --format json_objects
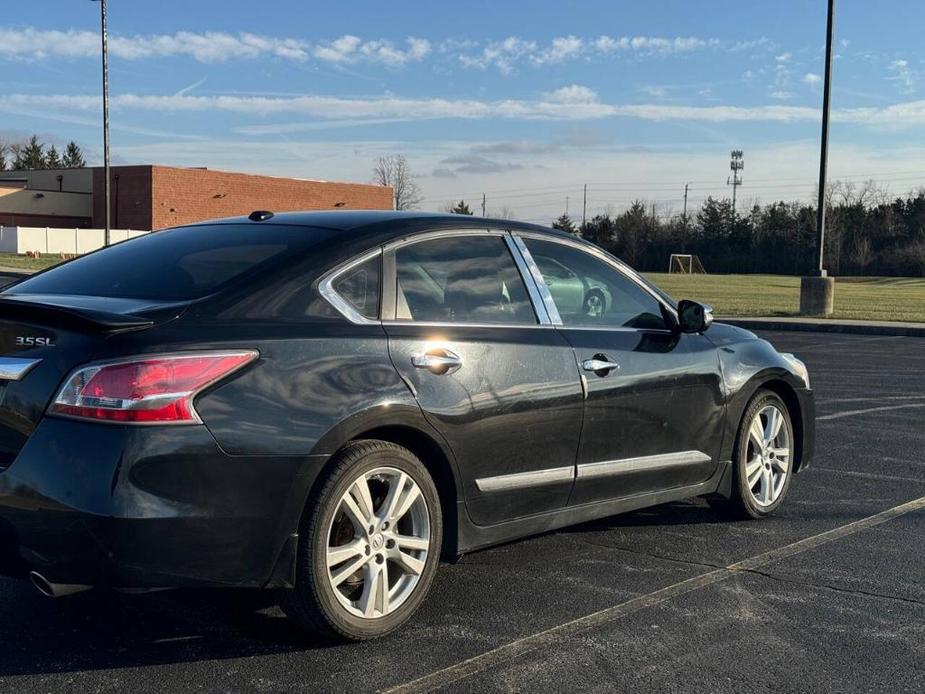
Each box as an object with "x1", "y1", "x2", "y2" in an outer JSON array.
[
  {"x1": 412, "y1": 350, "x2": 463, "y2": 374},
  {"x1": 582, "y1": 356, "x2": 621, "y2": 374}
]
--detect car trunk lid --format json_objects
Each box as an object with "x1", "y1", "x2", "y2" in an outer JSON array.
[{"x1": 0, "y1": 294, "x2": 187, "y2": 469}]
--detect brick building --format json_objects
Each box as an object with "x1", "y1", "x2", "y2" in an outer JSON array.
[{"x1": 0, "y1": 165, "x2": 393, "y2": 229}]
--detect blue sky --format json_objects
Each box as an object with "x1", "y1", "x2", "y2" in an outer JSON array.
[{"x1": 2, "y1": 0, "x2": 925, "y2": 222}]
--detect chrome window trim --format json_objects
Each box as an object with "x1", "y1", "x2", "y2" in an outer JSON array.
[
  {"x1": 475, "y1": 466, "x2": 574, "y2": 493},
  {"x1": 0, "y1": 357, "x2": 42, "y2": 381},
  {"x1": 504, "y1": 234, "x2": 551, "y2": 325},
  {"x1": 318, "y1": 248, "x2": 383, "y2": 326},
  {"x1": 383, "y1": 227, "x2": 506, "y2": 252},
  {"x1": 576, "y1": 450, "x2": 711, "y2": 480},
  {"x1": 511, "y1": 234, "x2": 562, "y2": 325},
  {"x1": 511, "y1": 231, "x2": 679, "y2": 326}
]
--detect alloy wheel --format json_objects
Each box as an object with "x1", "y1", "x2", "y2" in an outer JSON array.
[
  {"x1": 325, "y1": 467, "x2": 430, "y2": 619},
  {"x1": 744, "y1": 404, "x2": 791, "y2": 507}
]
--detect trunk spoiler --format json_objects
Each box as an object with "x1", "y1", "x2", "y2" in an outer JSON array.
[{"x1": 0, "y1": 297, "x2": 154, "y2": 333}]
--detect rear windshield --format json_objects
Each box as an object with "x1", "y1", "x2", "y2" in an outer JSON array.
[{"x1": 9, "y1": 223, "x2": 316, "y2": 301}]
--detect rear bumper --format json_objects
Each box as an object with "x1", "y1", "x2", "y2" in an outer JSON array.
[
  {"x1": 0, "y1": 417, "x2": 325, "y2": 588},
  {"x1": 795, "y1": 386, "x2": 815, "y2": 471}
]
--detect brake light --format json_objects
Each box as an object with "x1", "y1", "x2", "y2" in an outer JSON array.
[{"x1": 49, "y1": 351, "x2": 258, "y2": 424}]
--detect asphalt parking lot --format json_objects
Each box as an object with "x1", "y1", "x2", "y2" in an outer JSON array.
[{"x1": 0, "y1": 329, "x2": 923, "y2": 693}]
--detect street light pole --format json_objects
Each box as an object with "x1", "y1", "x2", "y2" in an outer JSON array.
[
  {"x1": 814, "y1": 0, "x2": 835, "y2": 275},
  {"x1": 94, "y1": 0, "x2": 112, "y2": 247},
  {"x1": 800, "y1": 0, "x2": 836, "y2": 315}
]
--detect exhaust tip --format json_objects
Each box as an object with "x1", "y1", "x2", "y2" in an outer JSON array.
[
  {"x1": 29, "y1": 571, "x2": 92, "y2": 598},
  {"x1": 29, "y1": 571, "x2": 56, "y2": 597}
]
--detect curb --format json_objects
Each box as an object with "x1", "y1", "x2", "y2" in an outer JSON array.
[{"x1": 720, "y1": 317, "x2": 925, "y2": 338}]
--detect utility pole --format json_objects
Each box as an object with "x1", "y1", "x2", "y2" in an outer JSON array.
[
  {"x1": 682, "y1": 182, "x2": 691, "y2": 223},
  {"x1": 481, "y1": 193, "x2": 486, "y2": 217},
  {"x1": 582, "y1": 184, "x2": 587, "y2": 229},
  {"x1": 92, "y1": 0, "x2": 112, "y2": 247},
  {"x1": 565, "y1": 196, "x2": 569, "y2": 216},
  {"x1": 727, "y1": 150, "x2": 743, "y2": 214},
  {"x1": 800, "y1": 0, "x2": 836, "y2": 315}
]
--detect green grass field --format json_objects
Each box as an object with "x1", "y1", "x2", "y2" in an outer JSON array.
[
  {"x1": 0, "y1": 253, "x2": 64, "y2": 272},
  {"x1": 645, "y1": 273, "x2": 925, "y2": 323}
]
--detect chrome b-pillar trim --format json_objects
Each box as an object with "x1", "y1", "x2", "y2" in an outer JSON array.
[
  {"x1": 510, "y1": 235, "x2": 562, "y2": 325},
  {"x1": 0, "y1": 357, "x2": 42, "y2": 381}
]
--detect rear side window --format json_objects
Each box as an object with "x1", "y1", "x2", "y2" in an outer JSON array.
[
  {"x1": 394, "y1": 235, "x2": 536, "y2": 325},
  {"x1": 9, "y1": 224, "x2": 313, "y2": 301},
  {"x1": 331, "y1": 255, "x2": 380, "y2": 320}
]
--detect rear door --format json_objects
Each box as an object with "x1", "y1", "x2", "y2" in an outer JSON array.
[
  {"x1": 382, "y1": 230, "x2": 584, "y2": 526},
  {"x1": 516, "y1": 235, "x2": 725, "y2": 506}
]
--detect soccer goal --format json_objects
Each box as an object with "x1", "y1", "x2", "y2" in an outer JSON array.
[{"x1": 668, "y1": 254, "x2": 706, "y2": 274}]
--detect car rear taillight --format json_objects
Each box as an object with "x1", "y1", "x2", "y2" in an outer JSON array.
[{"x1": 49, "y1": 351, "x2": 258, "y2": 424}]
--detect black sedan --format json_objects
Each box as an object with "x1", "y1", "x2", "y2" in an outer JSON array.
[{"x1": 0, "y1": 210, "x2": 813, "y2": 641}]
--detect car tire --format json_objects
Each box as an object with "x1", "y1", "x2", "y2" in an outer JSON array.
[
  {"x1": 709, "y1": 389, "x2": 795, "y2": 520},
  {"x1": 281, "y1": 440, "x2": 442, "y2": 641}
]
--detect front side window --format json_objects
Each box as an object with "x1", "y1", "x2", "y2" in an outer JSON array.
[
  {"x1": 394, "y1": 235, "x2": 536, "y2": 325},
  {"x1": 523, "y1": 238, "x2": 666, "y2": 330}
]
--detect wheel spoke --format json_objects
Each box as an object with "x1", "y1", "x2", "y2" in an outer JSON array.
[
  {"x1": 327, "y1": 538, "x2": 366, "y2": 568},
  {"x1": 349, "y1": 478, "x2": 376, "y2": 525},
  {"x1": 764, "y1": 408, "x2": 783, "y2": 445},
  {"x1": 392, "y1": 483, "x2": 422, "y2": 524},
  {"x1": 395, "y1": 534, "x2": 429, "y2": 551},
  {"x1": 749, "y1": 417, "x2": 765, "y2": 450},
  {"x1": 341, "y1": 494, "x2": 371, "y2": 532},
  {"x1": 745, "y1": 457, "x2": 763, "y2": 488},
  {"x1": 358, "y1": 562, "x2": 390, "y2": 617},
  {"x1": 772, "y1": 456, "x2": 790, "y2": 473},
  {"x1": 330, "y1": 552, "x2": 368, "y2": 587},
  {"x1": 761, "y1": 467, "x2": 773, "y2": 503},
  {"x1": 380, "y1": 471, "x2": 409, "y2": 522},
  {"x1": 394, "y1": 550, "x2": 425, "y2": 577}
]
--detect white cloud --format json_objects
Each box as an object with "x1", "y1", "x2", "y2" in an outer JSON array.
[
  {"x1": 593, "y1": 35, "x2": 712, "y2": 55},
  {"x1": 803, "y1": 72, "x2": 822, "y2": 86},
  {"x1": 769, "y1": 90, "x2": 795, "y2": 100},
  {"x1": 458, "y1": 37, "x2": 538, "y2": 74},
  {"x1": 314, "y1": 35, "x2": 431, "y2": 66},
  {"x1": 889, "y1": 59, "x2": 915, "y2": 93},
  {"x1": 0, "y1": 26, "x2": 429, "y2": 66},
  {"x1": 775, "y1": 52, "x2": 792, "y2": 63},
  {"x1": 542, "y1": 85, "x2": 599, "y2": 104},
  {"x1": 534, "y1": 36, "x2": 583, "y2": 64}
]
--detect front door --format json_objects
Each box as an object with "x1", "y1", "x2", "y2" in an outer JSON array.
[
  {"x1": 383, "y1": 232, "x2": 584, "y2": 526},
  {"x1": 517, "y1": 236, "x2": 725, "y2": 506}
]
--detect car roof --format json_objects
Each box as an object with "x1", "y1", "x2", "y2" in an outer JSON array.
[{"x1": 197, "y1": 209, "x2": 564, "y2": 237}]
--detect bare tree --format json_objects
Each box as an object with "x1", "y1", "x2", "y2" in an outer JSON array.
[
  {"x1": 488, "y1": 205, "x2": 516, "y2": 220},
  {"x1": 372, "y1": 154, "x2": 422, "y2": 210}
]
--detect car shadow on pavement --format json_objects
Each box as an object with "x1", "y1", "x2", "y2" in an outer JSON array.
[{"x1": 0, "y1": 583, "x2": 326, "y2": 677}]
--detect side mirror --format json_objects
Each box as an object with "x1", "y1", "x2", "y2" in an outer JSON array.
[{"x1": 677, "y1": 300, "x2": 714, "y2": 334}]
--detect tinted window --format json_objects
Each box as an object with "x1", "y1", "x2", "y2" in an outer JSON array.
[
  {"x1": 524, "y1": 238, "x2": 666, "y2": 329},
  {"x1": 332, "y1": 255, "x2": 380, "y2": 320},
  {"x1": 394, "y1": 236, "x2": 535, "y2": 324},
  {"x1": 10, "y1": 224, "x2": 310, "y2": 301}
]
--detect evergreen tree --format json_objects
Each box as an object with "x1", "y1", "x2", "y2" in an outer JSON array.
[
  {"x1": 62, "y1": 141, "x2": 86, "y2": 168},
  {"x1": 450, "y1": 200, "x2": 473, "y2": 215},
  {"x1": 552, "y1": 213, "x2": 576, "y2": 234},
  {"x1": 0, "y1": 145, "x2": 6, "y2": 172},
  {"x1": 19, "y1": 135, "x2": 45, "y2": 169},
  {"x1": 45, "y1": 145, "x2": 61, "y2": 169}
]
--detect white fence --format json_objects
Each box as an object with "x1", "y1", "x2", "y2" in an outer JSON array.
[{"x1": 0, "y1": 226, "x2": 150, "y2": 255}]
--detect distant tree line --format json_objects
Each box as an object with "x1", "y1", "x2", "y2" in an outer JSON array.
[
  {"x1": 0, "y1": 135, "x2": 86, "y2": 171},
  {"x1": 555, "y1": 181, "x2": 925, "y2": 277}
]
